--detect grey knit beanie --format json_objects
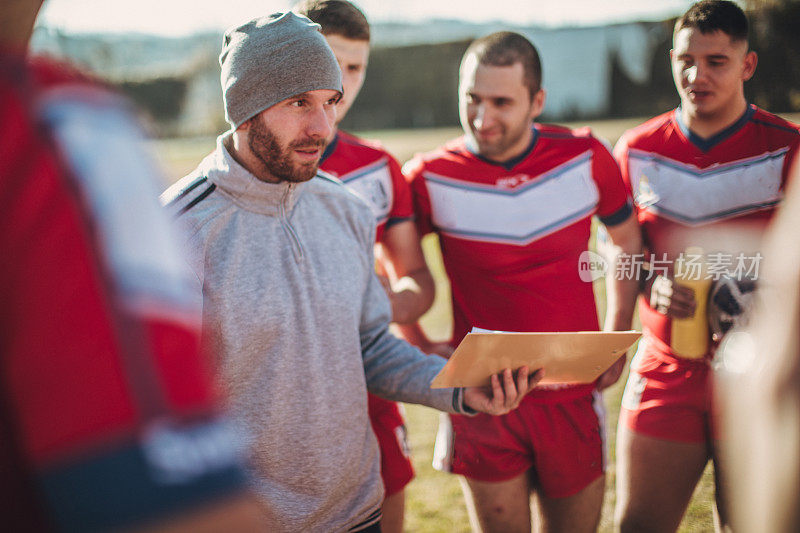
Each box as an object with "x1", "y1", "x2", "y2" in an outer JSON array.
[{"x1": 219, "y1": 12, "x2": 342, "y2": 129}]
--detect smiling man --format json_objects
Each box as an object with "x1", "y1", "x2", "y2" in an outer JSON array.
[
  {"x1": 162, "y1": 13, "x2": 539, "y2": 532},
  {"x1": 405, "y1": 31, "x2": 641, "y2": 533},
  {"x1": 613, "y1": 1, "x2": 800, "y2": 531}
]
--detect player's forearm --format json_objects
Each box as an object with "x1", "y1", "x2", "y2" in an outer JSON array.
[
  {"x1": 389, "y1": 268, "x2": 435, "y2": 324},
  {"x1": 601, "y1": 216, "x2": 643, "y2": 331},
  {"x1": 603, "y1": 274, "x2": 639, "y2": 331}
]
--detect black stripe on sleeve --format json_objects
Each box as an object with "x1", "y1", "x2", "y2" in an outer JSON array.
[
  {"x1": 166, "y1": 176, "x2": 208, "y2": 207},
  {"x1": 348, "y1": 508, "x2": 383, "y2": 532},
  {"x1": 178, "y1": 184, "x2": 216, "y2": 216},
  {"x1": 751, "y1": 118, "x2": 800, "y2": 136},
  {"x1": 598, "y1": 199, "x2": 633, "y2": 227}
]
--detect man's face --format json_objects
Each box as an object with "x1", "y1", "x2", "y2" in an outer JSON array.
[
  {"x1": 459, "y1": 54, "x2": 544, "y2": 161},
  {"x1": 671, "y1": 28, "x2": 757, "y2": 121},
  {"x1": 244, "y1": 89, "x2": 340, "y2": 183},
  {"x1": 324, "y1": 34, "x2": 369, "y2": 128}
]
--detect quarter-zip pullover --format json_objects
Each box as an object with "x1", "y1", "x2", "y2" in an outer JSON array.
[{"x1": 161, "y1": 136, "x2": 467, "y2": 533}]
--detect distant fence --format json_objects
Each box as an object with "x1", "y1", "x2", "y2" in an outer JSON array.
[{"x1": 341, "y1": 7, "x2": 800, "y2": 132}]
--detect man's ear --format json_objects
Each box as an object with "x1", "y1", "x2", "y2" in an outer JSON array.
[
  {"x1": 530, "y1": 88, "x2": 546, "y2": 121},
  {"x1": 742, "y1": 50, "x2": 758, "y2": 82}
]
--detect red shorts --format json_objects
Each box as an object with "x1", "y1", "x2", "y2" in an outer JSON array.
[
  {"x1": 619, "y1": 338, "x2": 713, "y2": 443},
  {"x1": 368, "y1": 394, "x2": 414, "y2": 496},
  {"x1": 433, "y1": 389, "x2": 605, "y2": 499}
]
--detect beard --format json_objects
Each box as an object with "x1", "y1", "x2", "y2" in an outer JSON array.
[{"x1": 247, "y1": 119, "x2": 326, "y2": 183}]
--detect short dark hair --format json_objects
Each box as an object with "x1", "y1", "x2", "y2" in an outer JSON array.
[
  {"x1": 463, "y1": 31, "x2": 542, "y2": 99},
  {"x1": 675, "y1": 0, "x2": 749, "y2": 43},
  {"x1": 294, "y1": 0, "x2": 370, "y2": 41}
]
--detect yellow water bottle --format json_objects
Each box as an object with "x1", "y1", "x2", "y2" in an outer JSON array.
[{"x1": 670, "y1": 247, "x2": 712, "y2": 359}]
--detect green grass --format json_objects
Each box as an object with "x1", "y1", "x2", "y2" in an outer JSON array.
[{"x1": 156, "y1": 114, "x2": 793, "y2": 532}]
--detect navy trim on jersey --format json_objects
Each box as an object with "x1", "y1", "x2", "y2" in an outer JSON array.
[
  {"x1": 320, "y1": 132, "x2": 340, "y2": 165},
  {"x1": 751, "y1": 118, "x2": 800, "y2": 136},
  {"x1": 653, "y1": 198, "x2": 781, "y2": 225},
  {"x1": 177, "y1": 184, "x2": 216, "y2": 216},
  {"x1": 385, "y1": 215, "x2": 415, "y2": 229},
  {"x1": 38, "y1": 434, "x2": 246, "y2": 533},
  {"x1": 674, "y1": 104, "x2": 755, "y2": 152},
  {"x1": 598, "y1": 199, "x2": 633, "y2": 227},
  {"x1": 167, "y1": 176, "x2": 208, "y2": 207},
  {"x1": 466, "y1": 126, "x2": 539, "y2": 170}
]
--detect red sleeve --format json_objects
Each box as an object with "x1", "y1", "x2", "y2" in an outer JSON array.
[
  {"x1": 0, "y1": 60, "x2": 245, "y2": 532},
  {"x1": 385, "y1": 154, "x2": 414, "y2": 229},
  {"x1": 403, "y1": 156, "x2": 435, "y2": 236},
  {"x1": 591, "y1": 138, "x2": 632, "y2": 225}
]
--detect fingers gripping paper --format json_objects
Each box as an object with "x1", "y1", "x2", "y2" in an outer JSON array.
[{"x1": 431, "y1": 330, "x2": 641, "y2": 388}]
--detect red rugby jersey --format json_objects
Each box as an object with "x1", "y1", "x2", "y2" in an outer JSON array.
[
  {"x1": 406, "y1": 124, "x2": 632, "y2": 394},
  {"x1": 614, "y1": 105, "x2": 800, "y2": 358},
  {"x1": 320, "y1": 130, "x2": 414, "y2": 242},
  {"x1": 0, "y1": 55, "x2": 245, "y2": 532}
]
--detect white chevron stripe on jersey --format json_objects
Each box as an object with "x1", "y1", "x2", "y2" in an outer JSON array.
[
  {"x1": 339, "y1": 157, "x2": 393, "y2": 225},
  {"x1": 423, "y1": 152, "x2": 598, "y2": 245},
  {"x1": 628, "y1": 148, "x2": 787, "y2": 226}
]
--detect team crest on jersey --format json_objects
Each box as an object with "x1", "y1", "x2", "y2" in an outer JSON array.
[
  {"x1": 360, "y1": 179, "x2": 390, "y2": 212},
  {"x1": 340, "y1": 158, "x2": 394, "y2": 224},
  {"x1": 496, "y1": 174, "x2": 535, "y2": 190}
]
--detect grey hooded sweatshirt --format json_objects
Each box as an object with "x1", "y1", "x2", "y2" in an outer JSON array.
[{"x1": 162, "y1": 137, "x2": 469, "y2": 533}]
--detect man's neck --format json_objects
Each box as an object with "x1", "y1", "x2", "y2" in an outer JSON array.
[
  {"x1": 476, "y1": 125, "x2": 535, "y2": 166},
  {"x1": 224, "y1": 133, "x2": 279, "y2": 184},
  {"x1": 681, "y1": 97, "x2": 749, "y2": 139}
]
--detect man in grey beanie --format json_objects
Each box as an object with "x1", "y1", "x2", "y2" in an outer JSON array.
[{"x1": 162, "y1": 12, "x2": 540, "y2": 533}]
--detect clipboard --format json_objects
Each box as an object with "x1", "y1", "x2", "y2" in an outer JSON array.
[{"x1": 430, "y1": 330, "x2": 641, "y2": 388}]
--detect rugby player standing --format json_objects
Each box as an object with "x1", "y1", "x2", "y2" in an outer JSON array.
[
  {"x1": 294, "y1": 2, "x2": 449, "y2": 531},
  {"x1": 613, "y1": 1, "x2": 800, "y2": 531},
  {"x1": 405, "y1": 32, "x2": 642, "y2": 533}
]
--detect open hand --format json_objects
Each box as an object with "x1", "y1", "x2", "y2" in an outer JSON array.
[{"x1": 463, "y1": 366, "x2": 543, "y2": 416}]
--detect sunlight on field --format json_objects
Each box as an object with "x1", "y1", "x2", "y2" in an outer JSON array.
[{"x1": 153, "y1": 113, "x2": 798, "y2": 532}]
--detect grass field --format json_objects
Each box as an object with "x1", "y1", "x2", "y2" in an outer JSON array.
[{"x1": 154, "y1": 114, "x2": 800, "y2": 532}]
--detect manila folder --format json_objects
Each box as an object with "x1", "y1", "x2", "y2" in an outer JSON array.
[{"x1": 431, "y1": 330, "x2": 641, "y2": 389}]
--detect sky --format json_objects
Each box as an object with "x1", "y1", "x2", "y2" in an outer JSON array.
[{"x1": 37, "y1": 0, "x2": 699, "y2": 36}]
